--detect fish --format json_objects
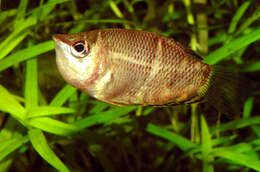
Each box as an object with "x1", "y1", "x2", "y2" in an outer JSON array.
[{"x1": 53, "y1": 28, "x2": 248, "y2": 115}]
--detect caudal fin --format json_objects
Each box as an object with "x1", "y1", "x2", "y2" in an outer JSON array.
[{"x1": 203, "y1": 66, "x2": 250, "y2": 116}]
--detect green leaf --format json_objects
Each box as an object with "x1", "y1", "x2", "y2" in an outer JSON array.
[
  {"x1": 146, "y1": 123, "x2": 197, "y2": 151},
  {"x1": 27, "y1": 106, "x2": 76, "y2": 118},
  {"x1": 228, "y1": 1, "x2": 251, "y2": 34},
  {"x1": 212, "y1": 136, "x2": 236, "y2": 147},
  {"x1": 252, "y1": 126, "x2": 260, "y2": 138},
  {"x1": 25, "y1": 43, "x2": 38, "y2": 109},
  {"x1": 50, "y1": 85, "x2": 77, "y2": 107},
  {"x1": 0, "y1": 31, "x2": 30, "y2": 60},
  {"x1": 76, "y1": 93, "x2": 89, "y2": 116},
  {"x1": 236, "y1": 6, "x2": 260, "y2": 35},
  {"x1": 109, "y1": 0, "x2": 124, "y2": 18},
  {"x1": 74, "y1": 106, "x2": 137, "y2": 129},
  {"x1": 211, "y1": 116, "x2": 260, "y2": 135},
  {"x1": 201, "y1": 115, "x2": 214, "y2": 172},
  {"x1": 0, "y1": 16, "x2": 37, "y2": 60},
  {"x1": 0, "y1": 136, "x2": 29, "y2": 161},
  {"x1": 28, "y1": 129, "x2": 70, "y2": 172},
  {"x1": 0, "y1": 85, "x2": 26, "y2": 120},
  {"x1": 221, "y1": 143, "x2": 253, "y2": 153},
  {"x1": 0, "y1": 40, "x2": 54, "y2": 72},
  {"x1": 88, "y1": 102, "x2": 110, "y2": 114},
  {"x1": 142, "y1": 107, "x2": 155, "y2": 116},
  {"x1": 243, "y1": 97, "x2": 254, "y2": 118},
  {"x1": 241, "y1": 61, "x2": 260, "y2": 72},
  {"x1": 204, "y1": 28, "x2": 260, "y2": 65},
  {"x1": 0, "y1": 9, "x2": 17, "y2": 24},
  {"x1": 212, "y1": 149, "x2": 260, "y2": 171},
  {"x1": 31, "y1": 0, "x2": 70, "y2": 21},
  {"x1": 15, "y1": 0, "x2": 29, "y2": 22},
  {"x1": 60, "y1": 19, "x2": 134, "y2": 25},
  {"x1": 28, "y1": 117, "x2": 80, "y2": 136},
  {"x1": 0, "y1": 158, "x2": 13, "y2": 172}
]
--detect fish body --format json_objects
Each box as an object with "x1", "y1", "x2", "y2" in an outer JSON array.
[{"x1": 53, "y1": 28, "x2": 247, "y2": 114}]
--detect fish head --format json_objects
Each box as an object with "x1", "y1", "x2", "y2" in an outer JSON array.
[{"x1": 53, "y1": 32, "x2": 100, "y2": 93}]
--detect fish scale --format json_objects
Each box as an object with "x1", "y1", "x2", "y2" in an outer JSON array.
[
  {"x1": 53, "y1": 28, "x2": 248, "y2": 115},
  {"x1": 103, "y1": 29, "x2": 157, "y2": 65},
  {"x1": 94, "y1": 29, "x2": 209, "y2": 105}
]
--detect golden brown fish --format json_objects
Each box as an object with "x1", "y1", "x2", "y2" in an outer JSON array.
[{"x1": 53, "y1": 28, "x2": 247, "y2": 115}]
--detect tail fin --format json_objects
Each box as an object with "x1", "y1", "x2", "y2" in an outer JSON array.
[{"x1": 203, "y1": 66, "x2": 250, "y2": 116}]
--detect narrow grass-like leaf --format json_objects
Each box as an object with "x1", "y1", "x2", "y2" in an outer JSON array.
[
  {"x1": 68, "y1": 88, "x2": 78, "y2": 108},
  {"x1": 0, "y1": 158, "x2": 13, "y2": 172},
  {"x1": 0, "y1": 16, "x2": 37, "y2": 60},
  {"x1": 0, "y1": 9, "x2": 17, "y2": 24},
  {"x1": 28, "y1": 129, "x2": 70, "y2": 172},
  {"x1": 56, "y1": 19, "x2": 134, "y2": 26},
  {"x1": 212, "y1": 149, "x2": 260, "y2": 171},
  {"x1": 236, "y1": 7, "x2": 260, "y2": 35},
  {"x1": 12, "y1": 95, "x2": 24, "y2": 103},
  {"x1": 28, "y1": 0, "x2": 69, "y2": 17},
  {"x1": 0, "y1": 85, "x2": 26, "y2": 120},
  {"x1": 122, "y1": 0, "x2": 134, "y2": 13},
  {"x1": 208, "y1": 32, "x2": 227, "y2": 46},
  {"x1": 27, "y1": 106, "x2": 75, "y2": 118},
  {"x1": 50, "y1": 85, "x2": 77, "y2": 107},
  {"x1": 110, "y1": 0, "x2": 124, "y2": 18},
  {"x1": 212, "y1": 136, "x2": 236, "y2": 147},
  {"x1": 69, "y1": 24, "x2": 85, "y2": 34},
  {"x1": 228, "y1": 1, "x2": 251, "y2": 34},
  {"x1": 0, "y1": 40, "x2": 54, "y2": 72},
  {"x1": 201, "y1": 115, "x2": 214, "y2": 172},
  {"x1": 32, "y1": 0, "x2": 70, "y2": 21},
  {"x1": 183, "y1": 0, "x2": 195, "y2": 25},
  {"x1": 29, "y1": 117, "x2": 80, "y2": 135},
  {"x1": 0, "y1": 31, "x2": 30, "y2": 60},
  {"x1": 15, "y1": 0, "x2": 28, "y2": 22},
  {"x1": 0, "y1": 136, "x2": 29, "y2": 162},
  {"x1": 243, "y1": 97, "x2": 254, "y2": 118},
  {"x1": 221, "y1": 143, "x2": 253, "y2": 153},
  {"x1": 142, "y1": 107, "x2": 154, "y2": 116},
  {"x1": 88, "y1": 102, "x2": 110, "y2": 114},
  {"x1": 241, "y1": 61, "x2": 260, "y2": 72},
  {"x1": 74, "y1": 106, "x2": 137, "y2": 129},
  {"x1": 77, "y1": 93, "x2": 89, "y2": 116},
  {"x1": 189, "y1": 135, "x2": 238, "y2": 158},
  {"x1": 252, "y1": 126, "x2": 260, "y2": 138},
  {"x1": 211, "y1": 116, "x2": 260, "y2": 135},
  {"x1": 25, "y1": 49, "x2": 38, "y2": 109},
  {"x1": 0, "y1": 117, "x2": 23, "y2": 142},
  {"x1": 204, "y1": 28, "x2": 260, "y2": 65},
  {"x1": 146, "y1": 123, "x2": 197, "y2": 151}
]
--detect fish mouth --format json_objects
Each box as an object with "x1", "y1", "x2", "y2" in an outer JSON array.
[
  {"x1": 52, "y1": 34, "x2": 62, "y2": 42},
  {"x1": 52, "y1": 34, "x2": 71, "y2": 45}
]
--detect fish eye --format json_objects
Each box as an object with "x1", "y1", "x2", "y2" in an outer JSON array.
[
  {"x1": 71, "y1": 41, "x2": 89, "y2": 58},
  {"x1": 74, "y1": 43, "x2": 85, "y2": 53}
]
